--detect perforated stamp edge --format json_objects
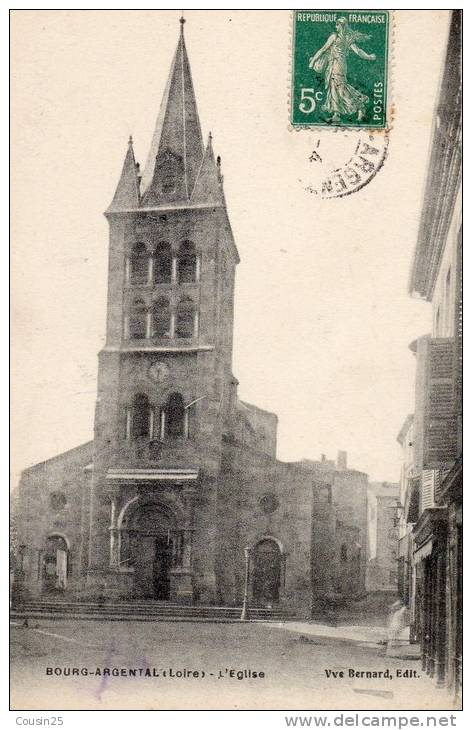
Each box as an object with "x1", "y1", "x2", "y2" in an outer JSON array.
[{"x1": 287, "y1": 9, "x2": 396, "y2": 135}]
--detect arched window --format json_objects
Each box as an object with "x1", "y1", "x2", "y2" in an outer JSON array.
[
  {"x1": 152, "y1": 296, "x2": 171, "y2": 338},
  {"x1": 154, "y1": 242, "x2": 172, "y2": 284},
  {"x1": 178, "y1": 241, "x2": 197, "y2": 283},
  {"x1": 129, "y1": 298, "x2": 147, "y2": 339},
  {"x1": 165, "y1": 392, "x2": 186, "y2": 439},
  {"x1": 340, "y1": 543, "x2": 348, "y2": 562},
  {"x1": 130, "y1": 242, "x2": 149, "y2": 285},
  {"x1": 132, "y1": 393, "x2": 151, "y2": 439},
  {"x1": 176, "y1": 297, "x2": 196, "y2": 338}
]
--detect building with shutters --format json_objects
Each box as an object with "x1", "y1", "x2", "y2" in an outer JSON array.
[
  {"x1": 397, "y1": 10, "x2": 462, "y2": 699},
  {"x1": 14, "y1": 19, "x2": 371, "y2": 618}
]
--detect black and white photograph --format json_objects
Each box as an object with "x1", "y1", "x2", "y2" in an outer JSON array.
[{"x1": 10, "y1": 8, "x2": 462, "y2": 714}]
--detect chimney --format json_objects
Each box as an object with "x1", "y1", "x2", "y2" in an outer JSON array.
[
  {"x1": 321, "y1": 454, "x2": 326, "y2": 462},
  {"x1": 337, "y1": 450, "x2": 347, "y2": 470}
]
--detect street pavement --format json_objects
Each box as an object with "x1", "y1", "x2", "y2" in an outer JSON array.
[{"x1": 10, "y1": 618, "x2": 458, "y2": 711}]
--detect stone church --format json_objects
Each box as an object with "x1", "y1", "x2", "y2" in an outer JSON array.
[{"x1": 16, "y1": 20, "x2": 369, "y2": 617}]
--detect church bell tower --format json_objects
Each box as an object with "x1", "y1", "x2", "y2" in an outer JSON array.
[{"x1": 85, "y1": 18, "x2": 239, "y2": 603}]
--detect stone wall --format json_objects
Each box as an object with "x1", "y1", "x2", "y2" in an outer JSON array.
[
  {"x1": 216, "y1": 440, "x2": 339, "y2": 617},
  {"x1": 15, "y1": 442, "x2": 93, "y2": 598},
  {"x1": 331, "y1": 469, "x2": 369, "y2": 595},
  {"x1": 367, "y1": 486, "x2": 400, "y2": 593}
]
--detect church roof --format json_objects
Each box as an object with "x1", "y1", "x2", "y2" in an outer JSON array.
[
  {"x1": 106, "y1": 137, "x2": 140, "y2": 213},
  {"x1": 106, "y1": 18, "x2": 234, "y2": 226},
  {"x1": 20, "y1": 441, "x2": 94, "y2": 474},
  {"x1": 191, "y1": 133, "x2": 225, "y2": 205},
  {"x1": 141, "y1": 19, "x2": 204, "y2": 207}
]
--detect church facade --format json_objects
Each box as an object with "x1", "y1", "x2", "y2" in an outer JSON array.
[{"x1": 15, "y1": 22, "x2": 369, "y2": 617}]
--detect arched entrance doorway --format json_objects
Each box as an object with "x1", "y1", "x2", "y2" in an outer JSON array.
[
  {"x1": 42, "y1": 534, "x2": 69, "y2": 593},
  {"x1": 121, "y1": 501, "x2": 177, "y2": 600},
  {"x1": 252, "y1": 538, "x2": 282, "y2": 606}
]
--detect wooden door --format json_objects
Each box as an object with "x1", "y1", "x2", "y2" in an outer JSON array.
[{"x1": 252, "y1": 540, "x2": 281, "y2": 605}]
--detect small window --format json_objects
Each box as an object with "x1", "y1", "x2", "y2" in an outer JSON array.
[
  {"x1": 152, "y1": 297, "x2": 171, "y2": 338},
  {"x1": 176, "y1": 297, "x2": 195, "y2": 338},
  {"x1": 165, "y1": 392, "x2": 186, "y2": 439},
  {"x1": 178, "y1": 241, "x2": 197, "y2": 283},
  {"x1": 129, "y1": 298, "x2": 147, "y2": 339},
  {"x1": 130, "y1": 242, "x2": 149, "y2": 285},
  {"x1": 50, "y1": 492, "x2": 67, "y2": 512},
  {"x1": 132, "y1": 393, "x2": 151, "y2": 439},
  {"x1": 260, "y1": 493, "x2": 279, "y2": 515},
  {"x1": 154, "y1": 242, "x2": 172, "y2": 284},
  {"x1": 340, "y1": 544, "x2": 348, "y2": 562},
  {"x1": 162, "y1": 174, "x2": 176, "y2": 194}
]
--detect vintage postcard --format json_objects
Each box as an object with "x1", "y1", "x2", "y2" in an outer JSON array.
[{"x1": 10, "y1": 9, "x2": 462, "y2": 713}]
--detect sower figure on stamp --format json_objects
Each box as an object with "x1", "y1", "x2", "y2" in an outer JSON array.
[{"x1": 309, "y1": 17, "x2": 376, "y2": 123}]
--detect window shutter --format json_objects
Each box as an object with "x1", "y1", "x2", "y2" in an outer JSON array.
[
  {"x1": 421, "y1": 470, "x2": 437, "y2": 510},
  {"x1": 454, "y1": 230, "x2": 462, "y2": 455},
  {"x1": 423, "y1": 337, "x2": 457, "y2": 468}
]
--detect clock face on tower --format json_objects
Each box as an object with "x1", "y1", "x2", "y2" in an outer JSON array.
[{"x1": 148, "y1": 361, "x2": 170, "y2": 384}]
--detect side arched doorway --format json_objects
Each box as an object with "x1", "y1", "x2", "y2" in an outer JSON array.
[
  {"x1": 121, "y1": 501, "x2": 177, "y2": 600},
  {"x1": 252, "y1": 538, "x2": 282, "y2": 606}
]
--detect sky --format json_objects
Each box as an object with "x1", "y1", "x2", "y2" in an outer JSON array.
[{"x1": 11, "y1": 10, "x2": 451, "y2": 484}]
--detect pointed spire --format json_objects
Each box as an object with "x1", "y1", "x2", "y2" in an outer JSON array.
[
  {"x1": 191, "y1": 133, "x2": 225, "y2": 205},
  {"x1": 106, "y1": 136, "x2": 140, "y2": 213},
  {"x1": 141, "y1": 21, "x2": 204, "y2": 206}
]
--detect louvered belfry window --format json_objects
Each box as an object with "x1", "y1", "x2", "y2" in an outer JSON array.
[
  {"x1": 178, "y1": 241, "x2": 197, "y2": 283},
  {"x1": 130, "y1": 242, "x2": 148, "y2": 284},
  {"x1": 176, "y1": 297, "x2": 195, "y2": 338},
  {"x1": 152, "y1": 296, "x2": 171, "y2": 338},
  {"x1": 129, "y1": 298, "x2": 147, "y2": 339},
  {"x1": 154, "y1": 242, "x2": 172, "y2": 284},
  {"x1": 423, "y1": 337, "x2": 457, "y2": 468},
  {"x1": 165, "y1": 393, "x2": 186, "y2": 438},
  {"x1": 132, "y1": 393, "x2": 151, "y2": 440}
]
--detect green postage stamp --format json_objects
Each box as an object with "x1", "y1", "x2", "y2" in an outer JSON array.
[{"x1": 291, "y1": 10, "x2": 389, "y2": 129}]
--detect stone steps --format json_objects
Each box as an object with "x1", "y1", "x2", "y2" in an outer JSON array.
[{"x1": 11, "y1": 600, "x2": 292, "y2": 623}]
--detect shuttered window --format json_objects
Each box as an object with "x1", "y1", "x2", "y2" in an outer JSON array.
[
  {"x1": 423, "y1": 337, "x2": 457, "y2": 468},
  {"x1": 421, "y1": 470, "x2": 437, "y2": 511},
  {"x1": 454, "y1": 229, "x2": 462, "y2": 454}
]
